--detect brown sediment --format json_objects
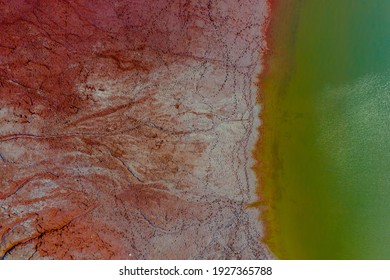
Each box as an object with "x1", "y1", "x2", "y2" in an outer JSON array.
[
  {"x1": 253, "y1": 0, "x2": 303, "y2": 257},
  {"x1": 1, "y1": 0, "x2": 271, "y2": 259},
  {"x1": 251, "y1": 0, "x2": 275, "y2": 255}
]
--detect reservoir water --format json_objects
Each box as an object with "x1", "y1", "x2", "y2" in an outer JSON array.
[{"x1": 257, "y1": 0, "x2": 390, "y2": 259}]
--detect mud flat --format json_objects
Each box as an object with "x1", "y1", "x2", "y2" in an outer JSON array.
[{"x1": 0, "y1": 0, "x2": 271, "y2": 259}]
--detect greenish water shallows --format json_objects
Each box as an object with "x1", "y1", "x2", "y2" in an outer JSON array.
[{"x1": 260, "y1": 0, "x2": 390, "y2": 259}]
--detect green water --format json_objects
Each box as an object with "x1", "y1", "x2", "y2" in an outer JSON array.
[{"x1": 261, "y1": 0, "x2": 390, "y2": 259}]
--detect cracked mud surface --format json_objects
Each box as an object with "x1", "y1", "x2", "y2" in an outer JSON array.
[{"x1": 0, "y1": 0, "x2": 271, "y2": 259}]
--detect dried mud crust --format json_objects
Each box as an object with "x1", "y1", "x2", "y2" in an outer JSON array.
[{"x1": 0, "y1": 0, "x2": 271, "y2": 259}]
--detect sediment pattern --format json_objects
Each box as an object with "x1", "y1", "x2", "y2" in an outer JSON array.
[{"x1": 0, "y1": 0, "x2": 270, "y2": 259}]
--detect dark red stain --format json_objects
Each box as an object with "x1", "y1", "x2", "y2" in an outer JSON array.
[{"x1": 0, "y1": 0, "x2": 204, "y2": 124}]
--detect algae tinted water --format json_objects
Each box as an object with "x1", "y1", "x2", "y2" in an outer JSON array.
[{"x1": 259, "y1": 0, "x2": 390, "y2": 259}]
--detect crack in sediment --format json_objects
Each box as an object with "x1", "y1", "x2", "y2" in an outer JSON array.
[
  {"x1": 0, "y1": 205, "x2": 97, "y2": 259},
  {"x1": 0, "y1": 172, "x2": 59, "y2": 200}
]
